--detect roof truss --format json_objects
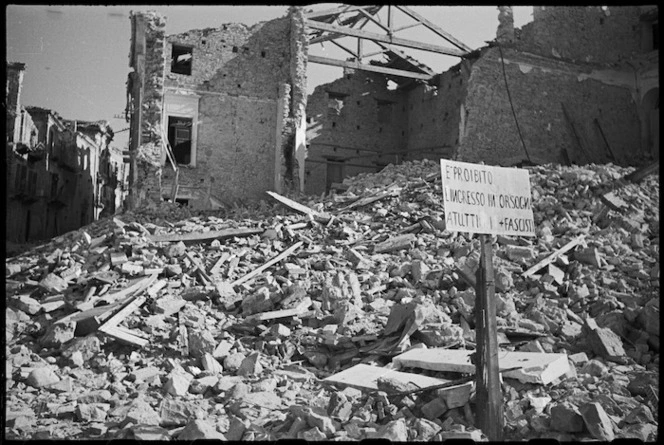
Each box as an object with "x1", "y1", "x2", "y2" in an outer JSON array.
[{"x1": 304, "y1": 4, "x2": 472, "y2": 83}]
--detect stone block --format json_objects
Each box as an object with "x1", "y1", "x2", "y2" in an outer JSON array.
[
  {"x1": 588, "y1": 327, "x2": 626, "y2": 360},
  {"x1": 177, "y1": 418, "x2": 225, "y2": 440},
  {"x1": 580, "y1": 402, "x2": 615, "y2": 441},
  {"x1": 26, "y1": 367, "x2": 60, "y2": 388},
  {"x1": 421, "y1": 397, "x2": 447, "y2": 420}
]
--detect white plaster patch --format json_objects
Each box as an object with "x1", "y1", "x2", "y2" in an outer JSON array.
[{"x1": 519, "y1": 64, "x2": 534, "y2": 74}]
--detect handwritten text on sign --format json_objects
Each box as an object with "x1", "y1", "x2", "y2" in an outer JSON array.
[{"x1": 440, "y1": 160, "x2": 535, "y2": 236}]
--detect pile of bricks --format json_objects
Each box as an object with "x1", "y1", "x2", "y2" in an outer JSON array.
[{"x1": 5, "y1": 159, "x2": 659, "y2": 441}]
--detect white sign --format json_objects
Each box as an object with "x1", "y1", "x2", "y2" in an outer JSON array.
[{"x1": 440, "y1": 160, "x2": 535, "y2": 237}]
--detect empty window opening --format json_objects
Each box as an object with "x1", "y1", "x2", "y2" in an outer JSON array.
[
  {"x1": 261, "y1": 50, "x2": 266, "y2": 57},
  {"x1": 168, "y1": 116, "x2": 193, "y2": 165},
  {"x1": 171, "y1": 45, "x2": 193, "y2": 75},
  {"x1": 356, "y1": 125, "x2": 360, "y2": 130},
  {"x1": 332, "y1": 122, "x2": 336, "y2": 128},
  {"x1": 327, "y1": 91, "x2": 348, "y2": 117},
  {"x1": 232, "y1": 46, "x2": 239, "y2": 53},
  {"x1": 202, "y1": 39, "x2": 206, "y2": 45},
  {"x1": 175, "y1": 198, "x2": 189, "y2": 207}
]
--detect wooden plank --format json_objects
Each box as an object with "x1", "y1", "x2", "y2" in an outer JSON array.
[
  {"x1": 339, "y1": 189, "x2": 398, "y2": 211},
  {"x1": 266, "y1": 191, "x2": 332, "y2": 223},
  {"x1": 98, "y1": 295, "x2": 147, "y2": 331},
  {"x1": 309, "y1": 55, "x2": 433, "y2": 81},
  {"x1": 304, "y1": 5, "x2": 368, "y2": 19},
  {"x1": 394, "y1": 5, "x2": 472, "y2": 52},
  {"x1": 304, "y1": 20, "x2": 465, "y2": 57},
  {"x1": 323, "y1": 363, "x2": 449, "y2": 392},
  {"x1": 99, "y1": 324, "x2": 149, "y2": 347},
  {"x1": 594, "y1": 118, "x2": 618, "y2": 162},
  {"x1": 374, "y1": 233, "x2": 416, "y2": 254},
  {"x1": 246, "y1": 307, "x2": 315, "y2": 322},
  {"x1": 624, "y1": 160, "x2": 659, "y2": 183},
  {"x1": 100, "y1": 273, "x2": 158, "y2": 305},
  {"x1": 392, "y1": 348, "x2": 570, "y2": 385},
  {"x1": 147, "y1": 227, "x2": 263, "y2": 244},
  {"x1": 522, "y1": 235, "x2": 585, "y2": 277},
  {"x1": 209, "y1": 252, "x2": 230, "y2": 276},
  {"x1": 231, "y1": 241, "x2": 304, "y2": 287},
  {"x1": 475, "y1": 235, "x2": 503, "y2": 441}
]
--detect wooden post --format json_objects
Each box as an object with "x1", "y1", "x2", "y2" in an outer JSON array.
[{"x1": 475, "y1": 234, "x2": 503, "y2": 441}]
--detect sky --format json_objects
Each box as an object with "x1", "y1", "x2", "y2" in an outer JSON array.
[{"x1": 6, "y1": 4, "x2": 534, "y2": 150}]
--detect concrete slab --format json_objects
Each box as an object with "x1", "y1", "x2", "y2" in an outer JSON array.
[
  {"x1": 392, "y1": 348, "x2": 569, "y2": 385},
  {"x1": 323, "y1": 363, "x2": 448, "y2": 392}
]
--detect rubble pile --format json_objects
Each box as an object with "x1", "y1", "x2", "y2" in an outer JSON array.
[{"x1": 5, "y1": 159, "x2": 659, "y2": 441}]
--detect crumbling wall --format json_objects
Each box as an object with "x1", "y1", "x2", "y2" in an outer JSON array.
[
  {"x1": 126, "y1": 11, "x2": 166, "y2": 211},
  {"x1": 456, "y1": 47, "x2": 641, "y2": 166},
  {"x1": 404, "y1": 63, "x2": 471, "y2": 161},
  {"x1": 304, "y1": 71, "x2": 407, "y2": 195},
  {"x1": 159, "y1": 13, "x2": 299, "y2": 206},
  {"x1": 516, "y1": 6, "x2": 643, "y2": 64}
]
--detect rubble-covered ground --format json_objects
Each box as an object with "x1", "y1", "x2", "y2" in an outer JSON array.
[{"x1": 5, "y1": 160, "x2": 659, "y2": 441}]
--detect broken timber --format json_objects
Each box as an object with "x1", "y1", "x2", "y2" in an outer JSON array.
[
  {"x1": 231, "y1": 241, "x2": 304, "y2": 287},
  {"x1": 522, "y1": 235, "x2": 585, "y2": 277},
  {"x1": 266, "y1": 191, "x2": 332, "y2": 223},
  {"x1": 147, "y1": 227, "x2": 263, "y2": 244}
]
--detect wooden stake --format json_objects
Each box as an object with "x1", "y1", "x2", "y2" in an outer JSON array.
[{"x1": 475, "y1": 234, "x2": 503, "y2": 441}]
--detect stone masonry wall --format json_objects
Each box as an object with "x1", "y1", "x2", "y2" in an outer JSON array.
[
  {"x1": 516, "y1": 6, "x2": 643, "y2": 64},
  {"x1": 456, "y1": 47, "x2": 641, "y2": 166},
  {"x1": 160, "y1": 15, "x2": 297, "y2": 206},
  {"x1": 404, "y1": 62, "x2": 471, "y2": 161},
  {"x1": 304, "y1": 71, "x2": 407, "y2": 195}
]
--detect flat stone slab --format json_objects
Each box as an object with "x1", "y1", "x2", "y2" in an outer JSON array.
[
  {"x1": 392, "y1": 348, "x2": 569, "y2": 385},
  {"x1": 323, "y1": 363, "x2": 450, "y2": 392}
]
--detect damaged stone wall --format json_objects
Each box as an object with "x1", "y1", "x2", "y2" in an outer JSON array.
[
  {"x1": 127, "y1": 12, "x2": 166, "y2": 211},
  {"x1": 305, "y1": 71, "x2": 407, "y2": 195},
  {"x1": 456, "y1": 47, "x2": 642, "y2": 165},
  {"x1": 517, "y1": 6, "x2": 643, "y2": 64},
  {"x1": 156, "y1": 10, "x2": 304, "y2": 207},
  {"x1": 403, "y1": 65, "x2": 471, "y2": 162}
]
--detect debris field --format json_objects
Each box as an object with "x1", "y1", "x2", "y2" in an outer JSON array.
[{"x1": 5, "y1": 159, "x2": 659, "y2": 441}]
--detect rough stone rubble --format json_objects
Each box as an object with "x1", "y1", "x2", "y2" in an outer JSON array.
[{"x1": 5, "y1": 159, "x2": 659, "y2": 441}]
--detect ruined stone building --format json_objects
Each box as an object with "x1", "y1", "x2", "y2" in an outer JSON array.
[
  {"x1": 6, "y1": 63, "x2": 123, "y2": 243},
  {"x1": 305, "y1": 5, "x2": 659, "y2": 194},
  {"x1": 126, "y1": 8, "x2": 307, "y2": 210},
  {"x1": 126, "y1": 6, "x2": 658, "y2": 202}
]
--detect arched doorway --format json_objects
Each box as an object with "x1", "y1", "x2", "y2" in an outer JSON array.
[{"x1": 642, "y1": 88, "x2": 659, "y2": 160}]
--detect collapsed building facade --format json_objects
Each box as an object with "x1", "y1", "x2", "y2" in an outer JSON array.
[
  {"x1": 126, "y1": 5, "x2": 658, "y2": 202},
  {"x1": 6, "y1": 63, "x2": 126, "y2": 243}
]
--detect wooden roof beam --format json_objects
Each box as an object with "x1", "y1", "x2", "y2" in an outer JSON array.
[
  {"x1": 394, "y1": 6, "x2": 472, "y2": 52},
  {"x1": 304, "y1": 19, "x2": 466, "y2": 57},
  {"x1": 308, "y1": 55, "x2": 432, "y2": 80},
  {"x1": 304, "y1": 5, "x2": 371, "y2": 19}
]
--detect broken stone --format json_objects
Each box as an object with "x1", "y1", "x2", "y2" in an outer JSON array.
[
  {"x1": 75, "y1": 403, "x2": 109, "y2": 422},
  {"x1": 201, "y1": 353, "x2": 224, "y2": 374},
  {"x1": 237, "y1": 351, "x2": 263, "y2": 377},
  {"x1": 126, "y1": 398, "x2": 161, "y2": 426},
  {"x1": 187, "y1": 330, "x2": 216, "y2": 359},
  {"x1": 26, "y1": 367, "x2": 60, "y2": 388},
  {"x1": 580, "y1": 359, "x2": 609, "y2": 377},
  {"x1": 163, "y1": 370, "x2": 193, "y2": 397},
  {"x1": 39, "y1": 320, "x2": 76, "y2": 348},
  {"x1": 159, "y1": 398, "x2": 196, "y2": 427},
  {"x1": 39, "y1": 273, "x2": 69, "y2": 293},
  {"x1": 580, "y1": 402, "x2": 615, "y2": 441},
  {"x1": 223, "y1": 352, "x2": 246, "y2": 373},
  {"x1": 177, "y1": 418, "x2": 225, "y2": 440},
  {"x1": 421, "y1": 397, "x2": 447, "y2": 420},
  {"x1": 588, "y1": 327, "x2": 626, "y2": 361},
  {"x1": 132, "y1": 425, "x2": 171, "y2": 440},
  {"x1": 370, "y1": 418, "x2": 408, "y2": 441},
  {"x1": 14, "y1": 294, "x2": 41, "y2": 315}
]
